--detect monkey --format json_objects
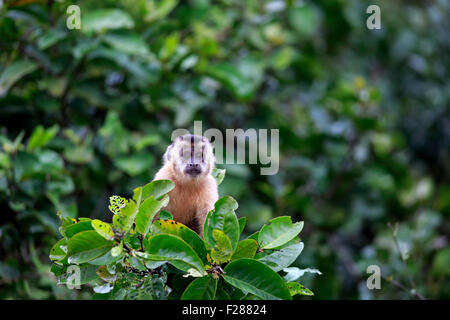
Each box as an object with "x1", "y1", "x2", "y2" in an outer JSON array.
[{"x1": 153, "y1": 134, "x2": 218, "y2": 236}]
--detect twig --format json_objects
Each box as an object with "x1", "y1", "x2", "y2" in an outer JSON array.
[
  {"x1": 382, "y1": 275, "x2": 426, "y2": 300},
  {"x1": 138, "y1": 234, "x2": 144, "y2": 251},
  {"x1": 387, "y1": 222, "x2": 427, "y2": 300}
]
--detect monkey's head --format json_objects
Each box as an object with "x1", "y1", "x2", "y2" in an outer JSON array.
[{"x1": 164, "y1": 134, "x2": 215, "y2": 180}]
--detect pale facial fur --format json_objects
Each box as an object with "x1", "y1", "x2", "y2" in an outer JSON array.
[{"x1": 164, "y1": 134, "x2": 215, "y2": 181}]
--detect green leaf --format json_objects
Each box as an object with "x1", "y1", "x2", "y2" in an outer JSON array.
[
  {"x1": 56, "y1": 211, "x2": 76, "y2": 237},
  {"x1": 212, "y1": 168, "x2": 226, "y2": 185},
  {"x1": 27, "y1": 125, "x2": 59, "y2": 151},
  {"x1": 63, "y1": 139, "x2": 94, "y2": 165},
  {"x1": 91, "y1": 220, "x2": 115, "y2": 241},
  {"x1": 215, "y1": 288, "x2": 231, "y2": 300},
  {"x1": 289, "y1": 5, "x2": 320, "y2": 37},
  {"x1": 145, "y1": 234, "x2": 205, "y2": 275},
  {"x1": 257, "y1": 242, "x2": 304, "y2": 272},
  {"x1": 103, "y1": 33, "x2": 150, "y2": 56},
  {"x1": 67, "y1": 231, "x2": 114, "y2": 264},
  {"x1": 50, "y1": 263, "x2": 65, "y2": 277},
  {"x1": 87, "y1": 250, "x2": 123, "y2": 266},
  {"x1": 159, "y1": 33, "x2": 179, "y2": 61},
  {"x1": 286, "y1": 282, "x2": 314, "y2": 296},
  {"x1": 0, "y1": 60, "x2": 38, "y2": 96},
  {"x1": 231, "y1": 239, "x2": 258, "y2": 261},
  {"x1": 64, "y1": 220, "x2": 94, "y2": 238},
  {"x1": 47, "y1": 176, "x2": 74, "y2": 197},
  {"x1": 247, "y1": 231, "x2": 259, "y2": 241},
  {"x1": 271, "y1": 46, "x2": 296, "y2": 71},
  {"x1": 210, "y1": 229, "x2": 233, "y2": 264},
  {"x1": 111, "y1": 242, "x2": 123, "y2": 257},
  {"x1": 81, "y1": 9, "x2": 134, "y2": 33},
  {"x1": 203, "y1": 196, "x2": 240, "y2": 251},
  {"x1": 114, "y1": 152, "x2": 153, "y2": 176},
  {"x1": 152, "y1": 219, "x2": 207, "y2": 263},
  {"x1": 96, "y1": 265, "x2": 117, "y2": 283},
  {"x1": 57, "y1": 264, "x2": 99, "y2": 285},
  {"x1": 223, "y1": 258, "x2": 291, "y2": 300},
  {"x1": 159, "y1": 210, "x2": 173, "y2": 220},
  {"x1": 113, "y1": 200, "x2": 138, "y2": 233},
  {"x1": 181, "y1": 275, "x2": 218, "y2": 300},
  {"x1": 135, "y1": 195, "x2": 169, "y2": 236},
  {"x1": 87, "y1": 48, "x2": 159, "y2": 86},
  {"x1": 145, "y1": 260, "x2": 167, "y2": 269},
  {"x1": 258, "y1": 216, "x2": 304, "y2": 249},
  {"x1": 200, "y1": 63, "x2": 254, "y2": 101},
  {"x1": 432, "y1": 248, "x2": 450, "y2": 277},
  {"x1": 49, "y1": 238, "x2": 67, "y2": 261},
  {"x1": 238, "y1": 217, "x2": 247, "y2": 234},
  {"x1": 129, "y1": 256, "x2": 146, "y2": 271},
  {"x1": 108, "y1": 195, "x2": 128, "y2": 215},
  {"x1": 151, "y1": 275, "x2": 168, "y2": 300},
  {"x1": 145, "y1": 0, "x2": 178, "y2": 22},
  {"x1": 38, "y1": 29, "x2": 66, "y2": 50},
  {"x1": 140, "y1": 179, "x2": 175, "y2": 201}
]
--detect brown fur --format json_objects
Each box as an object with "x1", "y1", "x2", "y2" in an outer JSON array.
[{"x1": 153, "y1": 135, "x2": 218, "y2": 236}]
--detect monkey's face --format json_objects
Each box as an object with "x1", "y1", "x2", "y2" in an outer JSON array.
[{"x1": 167, "y1": 135, "x2": 215, "y2": 179}]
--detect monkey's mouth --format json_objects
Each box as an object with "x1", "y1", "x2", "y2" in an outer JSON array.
[{"x1": 184, "y1": 168, "x2": 202, "y2": 176}]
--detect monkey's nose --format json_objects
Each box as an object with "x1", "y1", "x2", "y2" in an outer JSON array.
[{"x1": 185, "y1": 163, "x2": 201, "y2": 176}]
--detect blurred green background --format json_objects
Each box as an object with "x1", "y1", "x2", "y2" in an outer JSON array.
[{"x1": 0, "y1": 0, "x2": 449, "y2": 299}]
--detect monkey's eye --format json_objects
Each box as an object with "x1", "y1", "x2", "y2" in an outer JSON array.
[
  {"x1": 194, "y1": 152, "x2": 203, "y2": 159},
  {"x1": 179, "y1": 149, "x2": 187, "y2": 158},
  {"x1": 181, "y1": 151, "x2": 190, "y2": 159}
]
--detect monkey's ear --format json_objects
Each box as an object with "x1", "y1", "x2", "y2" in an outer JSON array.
[{"x1": 163, "y1": 144, "x2": 173, "y2": 164}]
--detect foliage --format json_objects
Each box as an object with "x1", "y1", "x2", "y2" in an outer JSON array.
[
  {"x1": 48, "y1": 174, "x2": 310, "y2": 300},
  {"x1": 0, "y1": 0, "x2": 449, "y2": 299}
]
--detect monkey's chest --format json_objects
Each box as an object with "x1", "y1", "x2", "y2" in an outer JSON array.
[{"x1": 163, "y1": 187, "x2": 203, "y2": 225}]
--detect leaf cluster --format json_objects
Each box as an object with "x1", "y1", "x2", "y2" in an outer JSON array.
[{"x1": 50, "y1": 172, "x2": 311, "y2": 300}]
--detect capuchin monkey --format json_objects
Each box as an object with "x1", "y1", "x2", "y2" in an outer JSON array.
[{"x1": 153, "y1": 134, "x2": 218, "y2": 236}]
